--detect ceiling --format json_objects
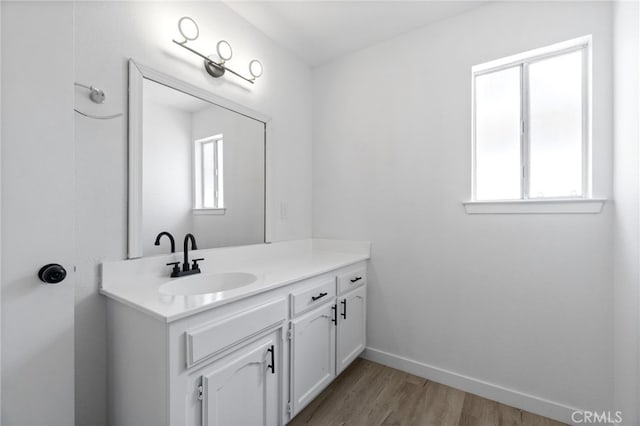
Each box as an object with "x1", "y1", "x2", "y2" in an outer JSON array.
[{"x1": 224, "y1": 1, "x2": 486, "y2": 67}]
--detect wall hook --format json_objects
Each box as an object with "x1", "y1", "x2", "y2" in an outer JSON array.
[
  {"x1": 75, "y1": 82, "x2": 106, "y2": 104},
  {"x1": 74, "y1": 82, "x2": 123, "y2": 120}
]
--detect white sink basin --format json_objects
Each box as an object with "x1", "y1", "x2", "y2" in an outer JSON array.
[{"x1": 159, "y1": 272, "x2": 257, "y2": 296}]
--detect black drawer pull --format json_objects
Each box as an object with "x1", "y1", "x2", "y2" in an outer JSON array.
[
  {"x1": 341, "y1": 299, "x2": 347, "y2": 319},
  {"x1": 267, "y1": 345, "x2": 275, "y2": 374},
  {"x1": 350, "y1": 276, "x2": 363, "y2": 283},
  {"x1": 331, "y1": 304, "x2": 337, "y2": 325},
  {"x1": 312, "y1": 292, "x2": 328, "y2": 301}
]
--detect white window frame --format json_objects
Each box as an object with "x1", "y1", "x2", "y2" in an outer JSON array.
[
  {"x1": 465, "y1": 35, "x2": 606, "y2": 214},
  {"x1": 193, "y1": 134, "x2": 225, "y2": 214}
]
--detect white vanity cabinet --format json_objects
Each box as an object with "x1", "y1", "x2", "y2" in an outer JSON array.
[
  {"x1": 201, "y1": 330, "x2": 281, "y2": 426},
  {"x1": 337, "y1": 285, "x2": 367, "y2": 374},
  {"x1": 106, "y1": 260, "x2": 367, "y2": 426},
  {"x1": 108, "y1": 296, "x2": 287, "y2": 426},
  {"x1": 289, "y1": 278, "x2": 337, "y2": 415},
  {"x1": 334, "y1": 265, "x2": 367, "y2": 375},
  {"x1": 289, "y1": 304, "x2": 336, "y2": 414},
  {"x1": 288, "y1": 265, "x2": 367, "y2": 417}
]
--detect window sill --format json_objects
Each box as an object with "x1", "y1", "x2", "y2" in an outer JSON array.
[
  {"x1": 193, "y1": 208, "x2": 226, "y2": 216},
  {"x1": 463, "y1": 198, "x2": 607, "y2": 214}
]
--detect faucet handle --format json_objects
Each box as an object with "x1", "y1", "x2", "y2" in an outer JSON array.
[
  {"x1": 166, "y1": 261, "x2": 180, "y2": 275},
  {"x1": 191, "y1": 258, "x2": 204, "y2": 271}
]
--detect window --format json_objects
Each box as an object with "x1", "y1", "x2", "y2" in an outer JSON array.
[
  {"x1": 194, "y1": 134, "x2": 224, "y2": 210},
  {"x1": 472, "y1": 37, "x2": 590, "y2": 202}
]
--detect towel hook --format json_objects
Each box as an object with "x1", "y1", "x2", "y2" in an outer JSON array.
[
  {"x1": 74, "y1": 82, "x2": 123, "y2": 120},
  {"x1": 75, "y1": 82, "x2": 106, "y2": 104}
]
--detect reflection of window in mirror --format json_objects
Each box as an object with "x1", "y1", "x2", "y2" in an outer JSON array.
[{"x1": 194, "y1": 134, "x2": 225, "y2": 212}]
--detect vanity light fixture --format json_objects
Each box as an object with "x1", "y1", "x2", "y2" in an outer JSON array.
[
  {"x1": 172, "y1": 16, "x2": 263, "y2": 84},
  {"x1": 249, "y1": 60, "x2": 263, "y2": 79},
  {"x1": 177, "y1": 16, "x2": 199, "y2": 42},
  {"x1": 216, "y1": 40, "x2": 233, "y2": 62}
]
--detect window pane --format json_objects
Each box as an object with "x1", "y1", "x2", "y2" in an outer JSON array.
[
  {"x1": 193, "y1": 142, "x2": 202, "y2": 208},
  {"x1": 202, "y1": 141, "x2": 215, "y2": 208},
  {"x1": 217, "y1": 140, "x2": 224, "y2": 208},
  {"x1": 475, "y1": 67, "x2": 522, "y2": 200},
  {"x1": 528, "y1": 50, "x2": 583, "y2": 198}
]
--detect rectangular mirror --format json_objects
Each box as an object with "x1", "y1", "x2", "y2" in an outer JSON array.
[{"x1": 128, "y1": 60, "x2": 268, "y2": 258}]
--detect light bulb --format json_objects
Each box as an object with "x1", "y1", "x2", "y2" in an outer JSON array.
[
  {"x1": 178, "y1": 16, "x2": 199, "y2": 42},
  {"x1": 216, "y1": 40, "x2": 233, "y2": 62},
  {"x1": 249, "y1": 60, "x2": 263, "y2": 79}
]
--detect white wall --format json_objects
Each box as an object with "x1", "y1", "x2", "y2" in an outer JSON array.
[
  {"x1": 142, "y1": 101, "x2": 193, "y2": 255},
  {"x1": 313, "y1": 2, "x2": 613, "y2": 421},
  {"x1": 191, "y1": 107, "x2": 265, "y2": 249},
  {"x1": 0, "y1": 1, "x2": 3, "y2": 417},
  {"x1": 613, "y1": 1, "x2": 640, "y2": 424},
  {"x1": 74, "y1": 2, "x2": 312, "y2": 424}
]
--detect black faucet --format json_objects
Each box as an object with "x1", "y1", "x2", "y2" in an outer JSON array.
[
  {"x1": 166, "y1": 233, "x2": 204, "y2": 278},
  {"x1": 154, "y1": 231, "x2": 175, "y2": 253},
  {"x1": 182, "y1": 233, "x2": 198, "y2": 271}
]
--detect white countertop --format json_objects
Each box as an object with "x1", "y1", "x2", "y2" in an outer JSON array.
[{"x1": 100, "y1": 239, "x2": 370, "y2": 322}]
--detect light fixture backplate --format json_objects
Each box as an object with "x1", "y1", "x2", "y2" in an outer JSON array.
[{"x1": 204, "y1": 59, "x2": 226, "y2": 78}]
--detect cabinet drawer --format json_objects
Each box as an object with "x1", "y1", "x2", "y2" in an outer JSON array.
[
  {"x1": 337, "y1": 264, "x2": 367, "y2": 294},
  {"x1": 185, "y1": 298, "x2": 287, "y2": 367},
  {"x1": 290, "y1": 278, "x2": 336, "y2": 317}
]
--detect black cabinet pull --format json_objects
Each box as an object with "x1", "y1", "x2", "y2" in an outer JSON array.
[
  {"x1": 311, "y1": 292, "x2": 328, "y2": 301},
  {"x1": 341, "y1": 299, "x2": 347, "y2": 319},
  {"x1": 267, "y1": 345, "x2": 275, "y2": 374},
  {"x1": 350, "y1": 276, "x2": 362, "y2": 283},
  {"x1": 331, "y1": 304, "x2": 337, "y2": 325}
]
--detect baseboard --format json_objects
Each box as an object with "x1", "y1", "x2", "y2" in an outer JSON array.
[{"x1": 362, "y1": 347, "x2": 582, "y2": 425}]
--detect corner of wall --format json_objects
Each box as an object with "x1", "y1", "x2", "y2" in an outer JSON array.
[
  {"x1": 612, "y1": 1, "x2": 640, "y2": 424},
  {"x1": 0, "y1": 1, "x2": 3, "y2": 419}
]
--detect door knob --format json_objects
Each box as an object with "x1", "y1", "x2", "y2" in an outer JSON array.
[{"x1": 38, "y1": 264, "x2": 67, "y2": 284}]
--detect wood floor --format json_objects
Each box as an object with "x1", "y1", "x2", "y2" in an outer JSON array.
[{"x1": 288, "y1": 359, "x2": 566, "y2": 426}]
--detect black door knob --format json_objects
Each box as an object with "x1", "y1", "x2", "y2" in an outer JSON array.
[{"x1": 38, "y1": 264, "x2": 67, "y2": 284}]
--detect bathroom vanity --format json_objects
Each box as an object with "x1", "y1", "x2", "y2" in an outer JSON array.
[
  {"x1": 101, "y1": 239, "x2": 370, "y2": 426},
  {"x1": 109, "y1": 61, "x2": 369, "y2": 425}
]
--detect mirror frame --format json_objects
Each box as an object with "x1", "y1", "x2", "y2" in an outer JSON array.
[{"x1": 128, "y1": 59, "x2": 271, "y2": 259}]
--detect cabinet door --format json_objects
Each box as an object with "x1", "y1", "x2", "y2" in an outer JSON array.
[
  {"x1": 337, "y1": 285, "x2": 367, "y2": 374},
  {"x1": 290, "y1": 303, "x2": 336, "y2": 415},
  {"x1": 202, "y1": 331, "x2": 280, "y2": 426}
]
